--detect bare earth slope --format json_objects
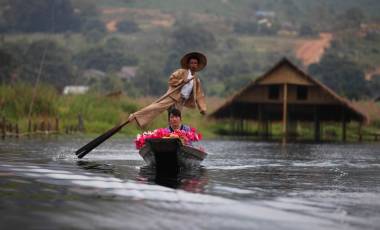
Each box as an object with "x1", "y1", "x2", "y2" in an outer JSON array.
[{"x1": 296, "y1": 33, "x2": 333, "y2": 66}]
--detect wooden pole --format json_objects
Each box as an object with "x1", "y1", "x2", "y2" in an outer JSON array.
[
  {"x1": 55, "y1": 117, "x2": 59, "y2": 132},
  {"x1": 268, "y1": 121, "x2": 272, "y2": 140},
  {"x1": 1, "y1": 117, "x2": 5, "y2": 139},
  {"x1": 314, "y1": 106, "x2": 320, "y2": 142},
  {"x1": 282, "y1": 83, "x2": 288, "y2": 145},
  {"x1": 28, "y1": 119, "x2": 32, "y2": 136},
  {"x1": 358, "y1": 122, "x2": 362, "y2": 142},
  {"x1": 40, "y1": 121, "x2": 45, "y2": 132},
  {"x1": 258, "y1": 104, "x2": 262, "y2": 138},
  {"x1": 28, "y1": 119, "x2": 31, "y2": 132},
  {"x1": 263, "y1": 120, "x2": 268, "y2": 140},
  {"x1": 342, "y1": 107, "x2": 346, "y2": 142},
  {"x1": 9, "y1": 123, "x2": 13, "y2": 133},
  {"x1": 15, "y1": 124, "x2": 19, "y2": 138},
  {"x1": 78, "y1": 114, "x2": 84, "y2": 132}
]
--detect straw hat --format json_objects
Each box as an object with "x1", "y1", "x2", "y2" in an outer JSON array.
[{"x1": 180, "y1": 52, "x2": 207, "y2": 71}]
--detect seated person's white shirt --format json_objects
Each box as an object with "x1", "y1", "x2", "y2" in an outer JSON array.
[{"x1": 180, "y1": 70, "x2": 194, "y2": 100}]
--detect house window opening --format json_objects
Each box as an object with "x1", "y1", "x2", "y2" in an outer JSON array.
[
  {"x1": 268, "y1": 85, "x2": 280, "y2": 100},
  {"x1": 297, "y1": 85, "x2": 308, "y2": 100}
]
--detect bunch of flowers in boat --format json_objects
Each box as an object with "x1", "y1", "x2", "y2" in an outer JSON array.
[{"x1": 134, "y1": 127, "x2": 202, "y2": 150}]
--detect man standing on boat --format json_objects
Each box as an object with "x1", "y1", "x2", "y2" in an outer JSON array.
[
  {"x1": 167, "y1": 52, "x2": 207, "y2": 115},
  {"x1": 128, "y1": 52, "x2": 207, "y2": 128}
]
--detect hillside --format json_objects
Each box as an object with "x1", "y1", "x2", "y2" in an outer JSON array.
[
  {"x1": 1, "y1": 0, "x2": 380, "y2": 100},
  {"x1": 94, "y1": 0, "x2": 380, "y2": 23}
]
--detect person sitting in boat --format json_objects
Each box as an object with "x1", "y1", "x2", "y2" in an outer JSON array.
[{"x1": 165, "y1": 108, "x2": 191, "y2": 133}]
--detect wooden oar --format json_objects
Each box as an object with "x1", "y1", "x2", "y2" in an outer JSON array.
[
  {"x1": 75, "y1": 76, "x2": 195, "y2": 159},
  {"x1": 76, "y1": 119, "x2": 131, "y2": 158}
]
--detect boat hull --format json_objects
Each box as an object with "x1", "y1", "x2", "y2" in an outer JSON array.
[{"x1": 138, "y1": 138, "x2": 206, "y2": 171}]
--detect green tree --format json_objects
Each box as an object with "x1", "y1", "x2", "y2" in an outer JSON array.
[
  {"x1": 131, "y1": 63, "x2": 166, "y2": 96},
  {"x1": 2, "y1": 39, "x2": 75, "y2": 90},
  {"x1": 74, "y1": 46, "x2": 138, "y2": 72},
  {"x1": 308, "y1": 54, "x2": 369, "y2": 99},
  {"x1": 2, "y1": 0, "x2": 81, "y2": 33},
  {"x1": 299, "y1": 24, "x2": 318, "y2": 37},
  {"x1": 233, "y1": 20, "x2": 258, "y2": 34},
  {"x1": 0, "y1": 49, "x2": 14, "y2": 83},
  {"x1": 82, "y1": 19, "x2": 106, "y2": 34},
  {"x1": 368, "y1": 74, "x2": 380, "y2": 98},
  {"x1": 170, "y1": 23, "x2": 216, "y2": 52},
  {"x1": 117, "y1": 19, "x2": 139, "y2": 34},
  {"x1": 336, "y1": 7, "x2": 365, "y2": 30}
]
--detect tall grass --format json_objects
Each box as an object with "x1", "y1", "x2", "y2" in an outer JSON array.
[
  {"x1": 0, "y1": 83, "x2": 58, "y2": 120},
  {"x1": 0, "y1": 84, "x2": 141, "y2": 134},
  {"x1": 57, "y1": 93, "x2": 139, "y2": 134}
]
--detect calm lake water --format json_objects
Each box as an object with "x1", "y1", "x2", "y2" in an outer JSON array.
[{"x1": 0, "y1": 137, "x2": 380, "y2": 230}]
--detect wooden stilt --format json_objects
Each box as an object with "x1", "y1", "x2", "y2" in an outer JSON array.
[
  {"x1": 358, "y1": 122, "x2": 362, "y2": 142},
  {"x1": 342, "y1": 107, "x2": 346, "y2": 142},
  {"x1": 314, "y1": 106, "x2": 320, "y2": 142},
  {"x1": 263, "y1": 120, "x2": 269, "y2": 140},
  {"x1": 15, "y1": 124, "x2": 19, "y2": 138},
  {"x1": 28, "y1": 119, "x2": 32, "y2": 133},
  {"x1": 258, "y1": 104, "x2": 263, "y2": 138},
  {"x1": 40, "y1": 121, "x2": 45, "y2": 132},
  {"x1": 55, "y1": 117, "x2": 59, "y2": 132},
  {"x1": 282, "y1": 83, "x2": 288, "y2": 145},
  {"x1": 1, "y1": 117, "x2": 5, "y2": 139},
  {"x1": 268, "y1": 121, "x2": 272, "y2": 140},
  {"x1": 78, "y1": 114, "x2": 84, "y2": 132}
]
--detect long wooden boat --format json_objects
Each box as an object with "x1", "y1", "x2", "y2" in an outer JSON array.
[{"x1": 138, "y1": 138, "x2": 206, "y2": 172}]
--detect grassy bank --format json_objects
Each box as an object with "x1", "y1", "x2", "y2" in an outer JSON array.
[
  {"x1": 0, "y1": 84, "x2": 219, "y2": 138},
  {"x1": 1, "y1": 84, "x2": 380, "y2": 141}
]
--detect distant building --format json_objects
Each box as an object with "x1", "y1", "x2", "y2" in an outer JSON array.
[
  {"x1": 255, "y1": 11, "x2": 276, "y2": 19},
  {"x1": 359, "y1": 23, "x2": 380, "y2": 37},
  {"x1": 82, "y1": 69, "x2": 106, "y2": 80},
  {"x1": 257, "y1": 18, "x2": 272, "y2": 27},
  {"x1": 63, "y1": 86, "x2": 89, "y2": 95},
  {"x1": 117, "y1": 66, "x2": 138, "y2": 80}
]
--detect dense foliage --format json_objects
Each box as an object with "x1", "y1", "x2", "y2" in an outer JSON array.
[
  {"x1": 308, "y1": 54, "x2": 369, "y2": 99},
  {"x1": 0, "y1": 0, "x2": 379, "y2": 99},
  {"x1": 0, "y1": 0, "x2": 81, "y2": 32}
]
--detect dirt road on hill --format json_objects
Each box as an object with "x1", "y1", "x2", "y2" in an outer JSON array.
[{"x1": 296, "y1": 33, "x2": 333, "y2": 66}]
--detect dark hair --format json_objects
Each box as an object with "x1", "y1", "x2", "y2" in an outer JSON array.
[{"x1": 168, "y1": 108, "x2": 181, "y2": 118}]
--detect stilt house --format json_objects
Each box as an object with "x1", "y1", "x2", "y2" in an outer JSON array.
[{"x1": 209, "y1": 58, "x2": 368, "y2": 142}]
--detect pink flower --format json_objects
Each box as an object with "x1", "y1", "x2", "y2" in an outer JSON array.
[{"x1": 134, "y1": 127, "x2": 203, "y2": 150}]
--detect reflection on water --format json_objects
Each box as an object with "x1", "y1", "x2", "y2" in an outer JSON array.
[
  {"x1": 75, "y1": 160, "x2": 209, "y2": 193},
  {"x1": 137, "y1": 165, "x2": 208, "y2": 193},
  {"x1": 0, "y1": 138, "x2": 380, "y2": 230},
  {"x1": 76, "y1": 161, "x2": 116, "y2": 174}
]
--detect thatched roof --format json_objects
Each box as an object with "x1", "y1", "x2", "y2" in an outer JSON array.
[{"x1": 209, "y1": 58, "x2": 368, "y2": 123}]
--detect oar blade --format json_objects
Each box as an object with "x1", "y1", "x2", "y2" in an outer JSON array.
[{"x1": 75, "y1": 120, "x2": 130, "y2": 158}]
